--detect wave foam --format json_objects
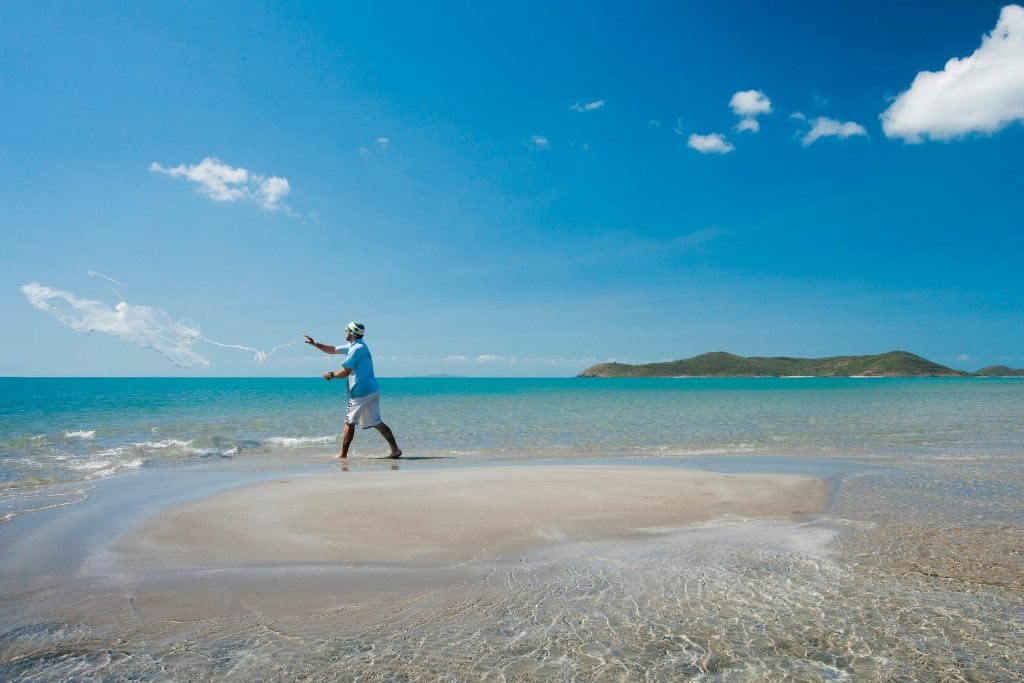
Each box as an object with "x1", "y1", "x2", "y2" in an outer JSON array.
[
  {"x1": 134, "y1": 439, "x2": 193, "y2": 450},
  {"x1": 191, "y1": 446, "x2": 238, "y2": 458},
  {"x1": 64, "y1": 430, "x2": 96, "y2": 439},
  {"x1": 265, "y1": 436, "x2": 335, "y2": 447},
  {"x1": 65, "y1": 456, "x2": 144, "y2": 476},
  {"x1": 112, "y1": 439, "x2": 237, "y2": 458}
]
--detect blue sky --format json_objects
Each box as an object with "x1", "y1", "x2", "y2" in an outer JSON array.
[{"x1": 3, "y1": 1, "x2": 1022, "y2": 377}]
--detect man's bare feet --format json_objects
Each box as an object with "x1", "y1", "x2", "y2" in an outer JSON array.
[
  {"x1": 334, "y1": 453, "x2": 348, "y2": 460},
  {"x1": 387, "y1": 450, "x2": 403, "y2": 459}
]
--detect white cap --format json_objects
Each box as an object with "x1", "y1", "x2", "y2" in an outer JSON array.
[{"x1": 345, "y1": 321, "x2": 365, "y2": 337}]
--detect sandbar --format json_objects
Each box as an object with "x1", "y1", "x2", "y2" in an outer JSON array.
[{"x1": 111, "y1": 465, "x2": 827, "y2": 570}]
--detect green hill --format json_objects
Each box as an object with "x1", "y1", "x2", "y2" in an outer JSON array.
[
  {"x1": 973, "y1": 365, "x2": 1024, "y2": 377},
  {"x1": 578, "y1": 351, "x2": 968, "y2": 377}
]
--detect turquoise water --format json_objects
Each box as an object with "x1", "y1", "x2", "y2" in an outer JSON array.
[
  {"x1": 3, "y1": 377, "x2": 1023, "y2": 484},
  {"x1": 2, "y1": 376, "x2": 1023, "y2": 521},
  {"x1": 1, "y1": 377, "x2": 1023, "y2": 680}
]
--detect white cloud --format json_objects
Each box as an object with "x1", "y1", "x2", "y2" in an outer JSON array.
[
  {"x1": 881, "y1": 4, "x2": 1024, "y2": 142},
  {"x1": 736, "y1": 118, "x2": 761, "y2": 133},
  {"x1": 529, "y1": 134, "x2": 551, "y2": 150},
  {"x1": 150, "y1": 157, "x2": 292, "y2": 211},
  {"x1": 730, "y1": 90, "x2": 773, "y2": 117},
  {"x1": 149, "y1": 158, "x2": 247, "y2": 202},
  {"x1": 20, "y1": 282, "x2": 209, "y2": 367},
  {"x1": 648, "y1": 119, "x2": 662, "y2": 128},
  {"x1": 801, "y1": 117, "x2": 868, "y2": 146},
  {"x1": 687, "y1": 133, "x2": 735, "y2": 154},
  {"x1": 255, "y1": 176, "x2": 291, "y2": 210},
  {"x1": 571, "y1": 99, "x2": 605, "y2": 112},
  {"x1": 731, "y1": 89, "x2": 772, "y2": 133}
]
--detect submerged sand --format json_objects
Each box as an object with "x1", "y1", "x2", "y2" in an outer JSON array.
[{"x1": 111, "y1": 465, "x2": 827, "y2": 570}]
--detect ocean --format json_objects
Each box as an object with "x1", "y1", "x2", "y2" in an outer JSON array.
[{"x1": 1, "y1": 377, "x2": 1022, "y2": 680}]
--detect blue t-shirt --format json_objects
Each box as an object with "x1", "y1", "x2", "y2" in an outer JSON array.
[{"x1": 334, "y1": 339, "x2": 381, "y2": 398}]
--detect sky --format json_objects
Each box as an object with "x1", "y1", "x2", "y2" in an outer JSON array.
[{"x1": 2, "y1": 1, "x2": 1023, "y2": 377}]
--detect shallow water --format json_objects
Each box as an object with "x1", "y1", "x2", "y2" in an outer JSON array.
[
  {"x1": 2, "y1": 509, "x2": 1020, "y2": 681},
  {"x1": 1, "y1": 378, "x2": 1022, "y2": 680},
  {"x1": 3, "y1": 377, "x2": 1022, "y2": 496}
]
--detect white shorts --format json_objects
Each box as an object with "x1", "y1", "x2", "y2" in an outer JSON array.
[{"x1": 346, "y1": 391, "x2": 382, "y2": 429}]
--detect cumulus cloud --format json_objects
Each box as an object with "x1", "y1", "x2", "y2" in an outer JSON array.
[
  {"x1": 570, "y1": 99, "x2": 605, "y2": 112},
  {"x1": 730, "y1": 90, "x2": 773, "y2": 117},
  {"x1": 20, "y1": 282, "x2": 209, "y2": 367},
  {"x1": 881, "y1": 4, "x2": 1024, "y2": 142},
  {"x1": 254, "y1": 176, "x2": 291, "y2": 210},
  {"x1": 529, "y1": 134, "x2": 551, "y2": 150},
  {"x1": 736, "y1": 118, "x2": 761, "y2": 133},
  {"x1": 731, "y1": 89, "x2": 772, "y2": 133},
  {"x1": 150, "y1": 157, "x2": 292, "y2": 211},
  {"x1": 687, "y1": 133, "x2": 735, "y2": 154},
  {"x1": 801, "y1": 117, "x2": 869, "y2": 146}
]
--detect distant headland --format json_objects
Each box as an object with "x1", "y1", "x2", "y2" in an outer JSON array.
[{"x1": 578, "y1": 351, "x2": 1024, "y2": 378}]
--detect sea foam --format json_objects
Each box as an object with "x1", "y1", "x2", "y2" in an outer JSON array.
[{"x1": 265, "y1": 436, "x2": 335, "y2": 447}]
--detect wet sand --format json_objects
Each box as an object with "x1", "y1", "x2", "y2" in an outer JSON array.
[
  {"x1": 20, "y1": 464, "x2": 823, "y2": 633},
  {"x1": 110, "y1": 465, "x2": 827, "y2": 572}
]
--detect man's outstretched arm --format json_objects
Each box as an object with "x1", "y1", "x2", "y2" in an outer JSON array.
[{"x1": 304, "y1": 335, "x2": 342, "y2": 354}]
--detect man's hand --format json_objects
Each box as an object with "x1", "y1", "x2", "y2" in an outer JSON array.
[
  {"x1": 304, "y1": 335, "x2": 316, "y2": 346},
  {"x1": 323, "y1": 371, "x2": 333, "y2": 381}
]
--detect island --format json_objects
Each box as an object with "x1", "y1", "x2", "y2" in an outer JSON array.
[
  {"x1": 973, "y1": 365, "x2": 1024, "y2": 377},
  {"x1": 577, "y1": 350, "x2": 1019, "y2": 378}
]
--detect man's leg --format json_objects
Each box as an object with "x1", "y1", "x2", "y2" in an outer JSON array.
[
  {"x1": 374, "y1": 423, "x2": 402, "y2": 458},
  {"x1": 336, "y1": 422, "x2": 356, "y2": 459}
]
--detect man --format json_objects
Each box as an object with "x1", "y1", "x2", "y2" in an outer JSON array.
[{"x1": 304, "y1": 322, "x2": 402, "y2": 459}]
